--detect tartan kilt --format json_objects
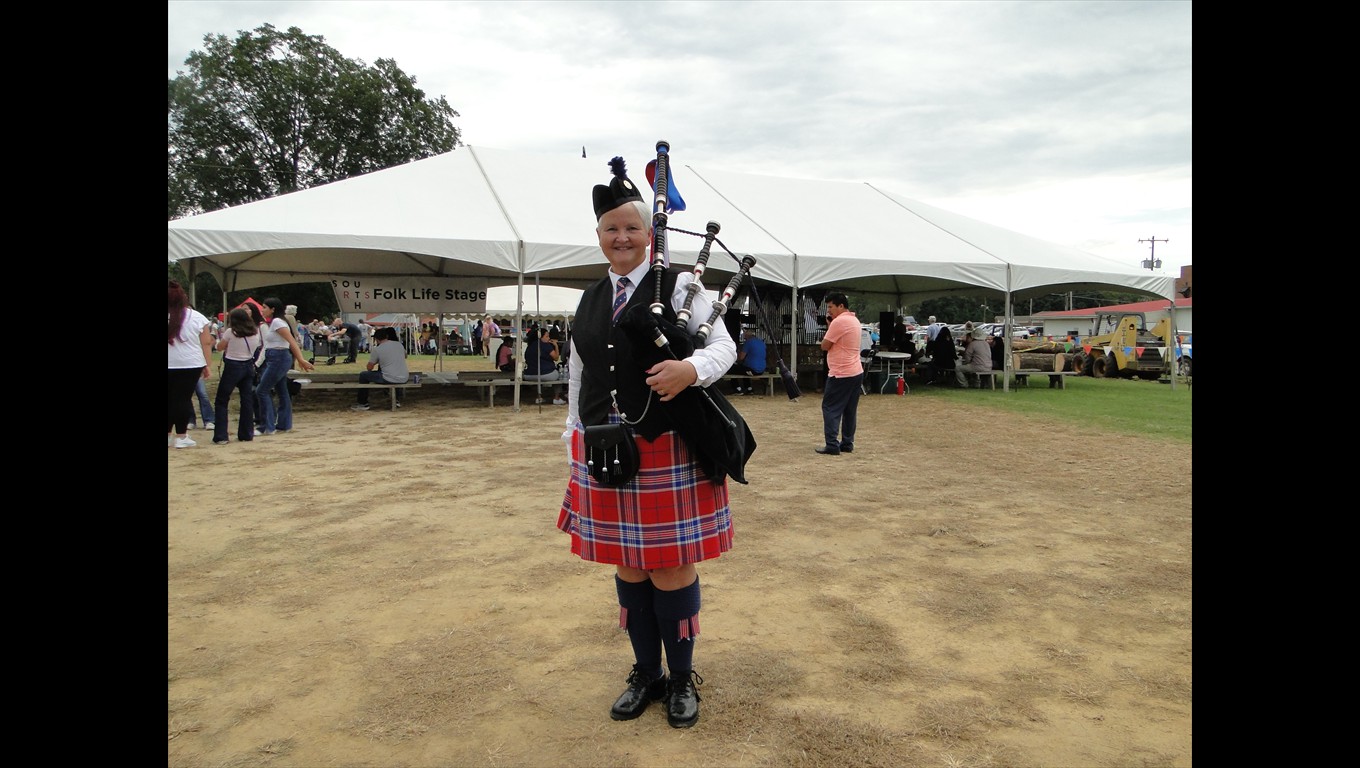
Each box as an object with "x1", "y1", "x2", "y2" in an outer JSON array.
[{"x1": 557, "y1": 425, "x2": 733, "y2": 569}]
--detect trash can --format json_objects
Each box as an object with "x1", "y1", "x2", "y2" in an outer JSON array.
[{"x1": 864, "y1": 370, "x2": 884, "y2": 393}]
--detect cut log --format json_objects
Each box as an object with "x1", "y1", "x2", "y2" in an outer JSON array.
[
  {"x1": 1015, "y1": 352, "x2": 1068, "y2": 372},
  {"x1": 1014, "y1": 341, "x2": 1067, "y2": 354}
]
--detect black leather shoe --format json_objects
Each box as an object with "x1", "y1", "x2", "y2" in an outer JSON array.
[
  {"x1": 610, "y1": 666, "x2": 667, "y2": 721},
  {"x1": 814, "y1": 445, "x2": 840, "y2": 455},
  {"x1": 666, "y1": 670, "x2": 703, "y2": 728},
  {"x1": 839, "y1": 444, "x2": 854, "y2": 454}
]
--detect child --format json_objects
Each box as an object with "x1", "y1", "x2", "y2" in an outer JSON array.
[{"x1": 495, "y1": 334, "x2": 516, "y2": 373}]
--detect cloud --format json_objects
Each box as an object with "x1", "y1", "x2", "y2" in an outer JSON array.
[{"x1": 168, "y1": 0, "x2": 1192, "y2": 272}]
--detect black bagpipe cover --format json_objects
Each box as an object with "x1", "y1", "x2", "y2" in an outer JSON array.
[{"x1": 617, "y1": 303, "x2": 756, "y2": 485}]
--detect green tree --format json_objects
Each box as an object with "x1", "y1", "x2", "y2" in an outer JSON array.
[
  {"x1": 168, "y1": 23, "x2": 462, "y2": 219},
  {"x1": 168, "y1": 23, "x2": 463, "y2": 317}
]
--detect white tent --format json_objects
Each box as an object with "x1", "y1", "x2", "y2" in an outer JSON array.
[
  {"x1": 168, "y1": 145, "x2": 1172, "y2": 298},
  {"x1": 482, "y1": 284, "x2": 582, "y2": 321},
  {"x1": 169, "y1": 145, "x2": 1178, "y2": 400}
]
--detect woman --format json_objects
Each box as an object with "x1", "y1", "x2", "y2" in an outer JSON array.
[
  {"x1": 556, "y1": 156, "x2": 737, "y2": 729},
  {"x1": 167, "y1": 279, "x2": 214, "y2": 449},
  {"x1": 255, "y1": 297, "x2": 315, "y2": 435},
  {"x1": 482, "y1": 315, "x2": 501, "y2": 357},
  {"x1": 523, "y1": 325, "x2": 567, "y2": 404},
  {"x1": 211, "y1": 307, "x2": 261, "y2": 445}
]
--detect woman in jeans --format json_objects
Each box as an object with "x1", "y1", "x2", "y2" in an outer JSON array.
[
  {"x1": 167, "y1": 279, "x2": 214, "y2": 448},
  {"x1": 211, "y1": 307, "x2": 261, "y2": 445},
  {"x1": 255, "y1": 297, "x2": 315, "y2": 434}
]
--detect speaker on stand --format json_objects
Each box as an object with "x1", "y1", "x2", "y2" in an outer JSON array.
[{"x1": 879, "y1": 311, "x2": 896, "y2": 350}]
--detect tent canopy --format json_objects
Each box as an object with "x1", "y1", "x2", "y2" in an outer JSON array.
[{"x1": 168, "y1": 145, "x2": 1174, "y2": 308}]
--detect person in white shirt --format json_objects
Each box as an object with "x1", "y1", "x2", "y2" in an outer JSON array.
[
  {"x1": 167, "y1": 279, "x2": 214, "y2": 448},
  {"x1": 211, "y1": 307, "x2": 262, "y2": 444}
]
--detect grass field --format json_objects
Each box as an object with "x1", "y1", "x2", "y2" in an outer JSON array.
[{"x1": 900, "y1": 373, "x2": 1192, "y2": 444}]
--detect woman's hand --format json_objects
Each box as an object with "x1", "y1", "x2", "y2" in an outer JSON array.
[{"x1": 645, "y1": 360, "x2": 698, "y2": 402}]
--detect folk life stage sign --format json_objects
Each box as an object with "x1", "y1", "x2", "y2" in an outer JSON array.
[{"x1": 330, "y1": 276, "x2": 489, "y2": 315}]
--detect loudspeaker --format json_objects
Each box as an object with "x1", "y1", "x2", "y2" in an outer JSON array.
[{"x1": 879, "y1": 311, "x2": 895, "y2": 348}]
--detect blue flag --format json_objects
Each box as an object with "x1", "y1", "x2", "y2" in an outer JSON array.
[{"x1": 645, "y1": 159, "x2": 687, "y2": 213}]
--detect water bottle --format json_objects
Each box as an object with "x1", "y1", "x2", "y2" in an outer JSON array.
[{"x1": 412, "y1": 372, "x2": 422, "y2": 385}]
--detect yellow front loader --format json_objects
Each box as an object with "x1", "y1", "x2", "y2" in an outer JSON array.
[{"x1": 1074, "y1": 313, "x2": 1171, "y2": 380}]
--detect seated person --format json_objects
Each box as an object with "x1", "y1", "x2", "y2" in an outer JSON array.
[
  {"x1": 923, "y1": 325, "x2": 959, "y2": 385},
  {"x1": 494, "y1": 334, "x2": 516, "y2": 373},
  {"x1": 889, "y1": 321, "x2": 912, "y2": 353},
  {"x1": 522, "y1": 325, "x2": 568, "y2": 405},
  {"x1": 445, "y1": 327, "x2": 464, "y2": 354},
  {"x1": 350, "y1": 327, "x2": 409, "y2": 411},
  {"x1": 955, "y1": 326, "x2": 994, "y2": 388},
  {"x1": 730, "y1": 328, "x2": 767, "y2": 395},
  {"x1": 988, "y1": 333, "x2": 1005, "y2": 371}
]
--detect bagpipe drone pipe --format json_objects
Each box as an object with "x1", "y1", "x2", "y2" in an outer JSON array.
[{"x1": 615, "y1": 140, "x2": 801, "y2": 485}]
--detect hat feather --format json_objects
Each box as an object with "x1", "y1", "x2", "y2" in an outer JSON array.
[{"x1": 608, "y1": 156, "x2": 627, "y2": 179}]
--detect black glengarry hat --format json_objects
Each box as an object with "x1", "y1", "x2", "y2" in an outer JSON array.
[{"x1": 592, "y1": 156, "x2": 645, "y2": 219}]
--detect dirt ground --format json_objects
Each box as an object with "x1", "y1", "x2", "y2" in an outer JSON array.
[{"x1": 168, "y1": 379, "x2": 1191, "y2": 767}]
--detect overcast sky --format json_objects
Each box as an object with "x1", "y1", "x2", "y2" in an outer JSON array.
[{"x1": 167, "y1": 0, "x2": 1192, "y2": 275}]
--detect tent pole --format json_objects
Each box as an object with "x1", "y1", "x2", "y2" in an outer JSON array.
[
  {"x1": 436, "y1": 312, "x2": 444, "y2": 372},
  {"x1": 788, "y1": 256, "x2": 794, "y2": 388},
  {"x1": 1167, "y1": 297, "x2": 1177, "y2": 390},
  {"x1": 1003, "y1": 265, "x2": 1013, "y2": 393}
]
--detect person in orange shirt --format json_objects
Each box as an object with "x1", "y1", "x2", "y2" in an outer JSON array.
[{"x1": 815, "y1": 292, "x2": 864, "y2": 455}]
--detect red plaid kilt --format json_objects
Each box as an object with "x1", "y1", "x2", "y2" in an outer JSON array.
[{"x1": 557, "y1": 426, "x2": 733, "y2": 569}]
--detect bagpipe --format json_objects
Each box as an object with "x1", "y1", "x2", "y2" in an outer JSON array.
[{"x1": 616, "y1": 140, "x2": 802, "y2": 485}]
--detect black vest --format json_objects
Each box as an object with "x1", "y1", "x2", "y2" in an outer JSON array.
[{"x1": 576, "y1": 267, "x2": 686, "y2": 442}]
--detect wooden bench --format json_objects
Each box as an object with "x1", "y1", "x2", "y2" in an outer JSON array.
[
  {"x1": 1013, "y1": 370, "x2": 1080, "y2": 389},
  {"x1": 455, "y1": 370, "x2": 516, "y2": 381},
  {"x1": 288, "y1": 372, "x2": 420, "y2": 410},
  {"x1": 459, "y1": 379, "x2": 515, "y2": 407},
  {"x1": 720, "y1": 372, "x2": 781, "y2": 396},
  {"x1": 962, "y1": 370, "x2": 1002, "y2": 390}
]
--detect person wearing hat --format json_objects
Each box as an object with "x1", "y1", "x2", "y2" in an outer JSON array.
[
  {"x1": 555, "y1": 155, "x2": 738, "y2": 729},
  {"x1": 955, "y1": 322, "x2": 993, "y2": 387}
]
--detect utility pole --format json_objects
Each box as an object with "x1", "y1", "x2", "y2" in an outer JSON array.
[{"x1": 1139, "y1": 236, "x2": 1167, "y2": 270}]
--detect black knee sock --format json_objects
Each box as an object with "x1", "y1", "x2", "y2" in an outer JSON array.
[
  {"x1": 615, "y1": 576, "x2": 662, "y2": 680},
  {"x1": 653, "y1": 577, "x2": 702, "y2": 676}
]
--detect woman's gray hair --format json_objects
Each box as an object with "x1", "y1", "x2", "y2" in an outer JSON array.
[{"x1": 597, "y1": 200, "x2": 652, "y2": 229}]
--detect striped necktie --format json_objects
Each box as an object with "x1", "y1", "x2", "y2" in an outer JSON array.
[{"x1": 611, "y1": 276, "x2": 630, "y2": 324}]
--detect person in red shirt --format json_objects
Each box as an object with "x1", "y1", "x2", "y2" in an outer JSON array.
[{"x1": 815, "y1": 292, "x2": 865, "y2": 455}]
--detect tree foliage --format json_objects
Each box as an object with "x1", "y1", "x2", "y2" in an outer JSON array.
[
  {"x1": 168, "y1": 23, "x2": 462, "y2": 219},
  {"x1": 168, "y1": 23, "x2": 464, "y2": 317}
]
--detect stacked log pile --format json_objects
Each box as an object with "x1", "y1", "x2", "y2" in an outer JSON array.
[{"x1": 1005, "y1": 338, "x2": 1086, "y2": 374}]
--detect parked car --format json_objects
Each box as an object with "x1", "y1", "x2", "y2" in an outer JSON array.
[
  {"x1": 976, "y1": 323, "x2": 1037, "y2": 339},
  {"x1": 1175, "y1": 332, "x2": 1192, "y2": 376}
]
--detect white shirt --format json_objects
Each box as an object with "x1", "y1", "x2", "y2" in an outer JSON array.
[
  {"x1": 168, "y1": 308, "x2": 210, "y2": 369},
  {"x1": 263, "y1": 317, "x2": 293, "y2": 349},
  {"x1": 222, "y1": 328, "x2": 262, "y2": 362}
]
